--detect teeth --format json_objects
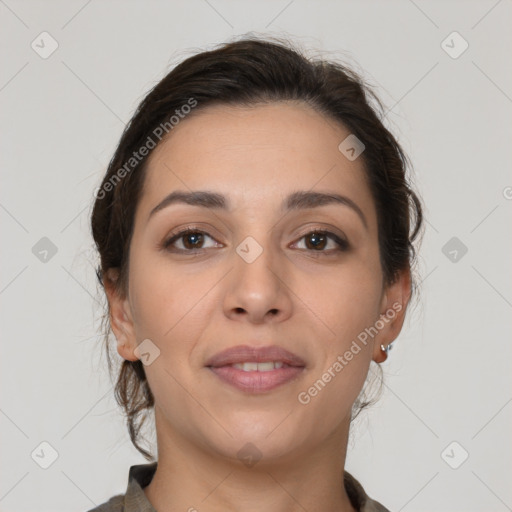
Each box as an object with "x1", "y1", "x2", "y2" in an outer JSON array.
[{"x1": 231, "y1": 361, "x2": 285, "y2": 372}]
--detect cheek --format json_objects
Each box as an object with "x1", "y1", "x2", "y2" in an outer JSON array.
[
  {"x1": 300, "y1": 256, "x2": 382, "y2": 342},
  {"x1": 291, "y1": 256, "x2": 381, "y2": 407},
  {"x1": 127, "y1": 250, "x2": 201, "y2": 337},
  {"x1": 127, "y1": 251, "x2": 219, "y2": 376},
  {"x1": 129, "y1": 274, "x2": 176, "y2": 339},
  {"x1": 295, "y1": 271, "x2": 379, "y2": 427}
]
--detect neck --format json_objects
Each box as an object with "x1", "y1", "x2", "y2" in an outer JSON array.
[{"x1": 143, "y1": 407, "x2": 357, "y2": 512}]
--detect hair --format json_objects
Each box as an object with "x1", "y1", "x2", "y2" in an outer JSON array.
[{"x1": 91, "y1": 35, "x2": 424, "y2": 460}]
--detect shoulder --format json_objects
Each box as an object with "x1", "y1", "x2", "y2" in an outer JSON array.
[
  {"x1": 85, "y1": 493, "x2": 124, "y2": 512},
  {"x1": 83, "y1": 462, "x2": 158, "y2": 512},
  {"x1": 344, "y1": 470, "x2": 391, "y2": 512}
]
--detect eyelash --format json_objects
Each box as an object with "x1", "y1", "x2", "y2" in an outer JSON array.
[{"x1": 161, "y1": 226, "x2": 349, "y2": 255}]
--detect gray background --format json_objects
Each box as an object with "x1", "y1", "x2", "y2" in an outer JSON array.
[{"x1": 1, "y1": 1, "x2": 511, "y2": 511}]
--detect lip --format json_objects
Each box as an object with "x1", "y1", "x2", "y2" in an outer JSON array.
[
  {"x1": 205, "y1": 345, "x2": 306, "y2": 394},
  {"x1": 205, "y1": 344, "x2": 306, "y2": 368}
]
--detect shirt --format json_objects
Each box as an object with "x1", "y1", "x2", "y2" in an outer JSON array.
[{"x1": 87, "y1": 462, "x2": 391, "y2": 512}]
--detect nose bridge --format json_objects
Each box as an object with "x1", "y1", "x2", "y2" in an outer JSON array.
[
  {"x1": 224, "y1": 230, "x2": 292, "y2": 322},
  {"x1": 235, "y1": 232, "x2": 279, "y2": 294}
]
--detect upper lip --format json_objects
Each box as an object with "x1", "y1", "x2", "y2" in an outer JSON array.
[{"x1": 205, "y1": 345, "x2": 306, "y2": 368}]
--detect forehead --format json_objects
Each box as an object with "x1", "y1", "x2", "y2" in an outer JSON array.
[{"x1": 138, "y1": 102, "x2": 376, "y2": 227}]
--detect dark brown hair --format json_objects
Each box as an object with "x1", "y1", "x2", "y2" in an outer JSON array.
[{"x1": 91, "y1": 36, "x2": 424, "y2": 460}]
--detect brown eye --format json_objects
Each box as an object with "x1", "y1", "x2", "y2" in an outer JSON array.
[
  {"x1": 163, "y1": 229, "x2": 220, "y2": 252},
  {"x1": 294, "y1": 230, "x2": 349, "y2": 252},
  {"x1": 305, "y1": 232, "x2": 328, "y2": 250},
  {"x1": 181, "y1": 232, "x2": 204, "y2": 249}
]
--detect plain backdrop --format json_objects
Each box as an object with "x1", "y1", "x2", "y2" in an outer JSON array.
[{"x1": 1, "y1": 1, "x2": 511, "y2": 511}]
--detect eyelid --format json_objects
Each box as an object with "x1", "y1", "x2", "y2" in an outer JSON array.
[
  {"x1": 293, "y1": 224, "x2": 346, "y2": 240},
  {"x1": 162, "y1": 225, "x2": 222, "y2": 251},
  {"x1": 291, "y1": 226, "x2": 349, "y2": 251},
  {"x1": 162, "y1": 224, "x2": 349, "y2": 253}
]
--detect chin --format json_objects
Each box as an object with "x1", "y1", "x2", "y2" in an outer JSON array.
[{"x1": 200, "y1": 418, "x2": 307, "y2": 465}]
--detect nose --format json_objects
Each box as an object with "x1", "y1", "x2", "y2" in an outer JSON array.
[{"x1": 222, "y1": 237, "x2": 294, "y2": 325}]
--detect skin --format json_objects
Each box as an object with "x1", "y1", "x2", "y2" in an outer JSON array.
[{"x1": 105, "y1": 101, "x2": 411, "y2": 512}]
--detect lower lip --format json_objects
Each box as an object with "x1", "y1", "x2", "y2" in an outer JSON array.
[{"x1": 208, "y1": 365, "x2": 305, "y2": 393}]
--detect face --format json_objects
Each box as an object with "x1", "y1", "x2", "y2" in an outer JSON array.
[{"x1": 108, "y1": 102, "x2": 410, "y2": 465}]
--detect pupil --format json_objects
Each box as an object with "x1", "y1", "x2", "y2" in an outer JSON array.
[
  {"x1": 307, "y1": 232, "x2": 326, "y2": 250},
  {"x1": 185, "y1": 232, "x2": 203, "y2": 248}
]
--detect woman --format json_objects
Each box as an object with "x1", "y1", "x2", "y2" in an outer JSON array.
[{"x1": 88, "y1": 36, "x2": 423, "y2": 512}]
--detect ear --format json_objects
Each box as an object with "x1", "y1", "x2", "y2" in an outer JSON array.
[
  {"x1": 103, "y1": 268, "x2": 139, "y2": 362},
  {"x1": 372, "y1": 268, "x2": 412, "y2": 364}
]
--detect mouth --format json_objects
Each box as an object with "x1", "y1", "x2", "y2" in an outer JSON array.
[
  {"x1": 205, "y1": 345, "x2": 306, "y2": 393},
  {"x1": 228, "y1": 361, "x2": 294, "y2": 371}
]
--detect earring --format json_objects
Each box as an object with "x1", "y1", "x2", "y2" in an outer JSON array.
[{"x1": 380, "y1": 342, "x2": 394, "y2": 355}]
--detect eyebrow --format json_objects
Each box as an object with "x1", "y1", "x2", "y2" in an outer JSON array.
[{"x1": 148, "y1": 190, "x2": 368, "y2": 229}]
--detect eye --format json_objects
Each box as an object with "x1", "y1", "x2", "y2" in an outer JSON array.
[
  {"x1": 162, "y1": 228, "x2": 221, "y2": 252},
  {"x1": 293, "y1": 229, "x2": 349, "y2": 252},
  {"x1": 161, "y1": 227, "x2": 349, "y2": 254}
]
